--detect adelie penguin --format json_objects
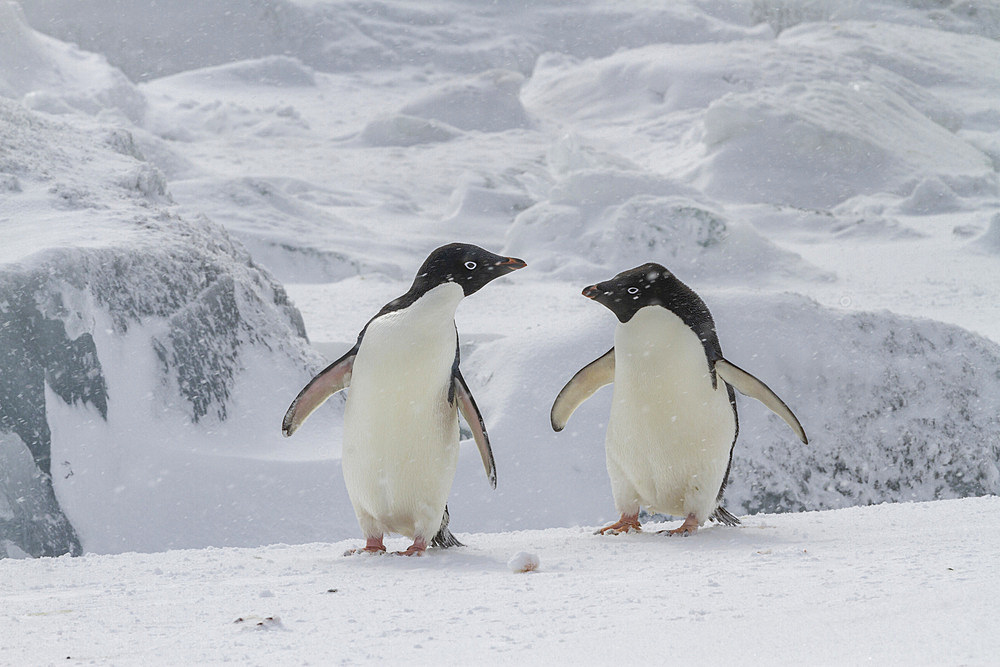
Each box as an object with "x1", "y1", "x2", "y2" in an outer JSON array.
[
  {"x1": 282, "y1": 243, "x2": 526, "y2": 556},
  {"x1": 551, "y1": 263, "x2": 807, "y2": 536}
]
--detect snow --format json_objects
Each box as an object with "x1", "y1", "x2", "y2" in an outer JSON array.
[
  {"x1": 3, "y1": 498, "x2": 1000, "y2": 664},
  {"x1": 2, "y1": 0, "x2": 1000, "y2": 659}
]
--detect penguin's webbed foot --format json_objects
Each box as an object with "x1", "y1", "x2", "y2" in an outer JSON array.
[
  {"x1": 394, "y1": 536, "x2": 428, "y2": 557},
  {"x1": 658, "y1": 514, "x2": 700, "y2": 537},
  {"x1": 343, "y1": 536, "x2": 387, "y2": 556},
  {"x1": 596, "y1": 513, "x2": 642, "y2": 535}
]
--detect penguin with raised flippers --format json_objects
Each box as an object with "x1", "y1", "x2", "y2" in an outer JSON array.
[
  {"x1": 283, "y1": 243, "x2": 526, "y2": 556},
  {"x1": 551, "y1": 263, "x2": 807, "y2": 536}
]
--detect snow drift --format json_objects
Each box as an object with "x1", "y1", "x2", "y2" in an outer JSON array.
[{"x1": 0, "y1": 1, "x2": 145, "y2": 123}]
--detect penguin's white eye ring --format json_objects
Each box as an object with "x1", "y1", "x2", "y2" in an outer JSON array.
[
  {"x1": 627, "y1": 287, "x2": 639, "y2": 294},
  {"x1": 464, "y1": 261, "x2": 477, "y2": 270}
]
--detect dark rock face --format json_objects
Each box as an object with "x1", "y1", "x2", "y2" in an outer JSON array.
[
  {"x1": 0, "y1": 274, "x2": 108, "y2": 557},
  {"x1": 1, "y1": 275, "x2": 109, "y2": 476}
]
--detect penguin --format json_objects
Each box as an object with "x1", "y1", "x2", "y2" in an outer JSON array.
[
  {"x1": 550, "y1": 263, "x2": 807, "y2": 536},
  {"x1": 282, "y1": 243, "x2": 526, "y2": 556}
]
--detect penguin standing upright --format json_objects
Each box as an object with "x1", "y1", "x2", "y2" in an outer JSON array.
[
  {"x1": 283, "y1": 243, "x2": 526, "y2": 556},
  {"x1": 551, "y1": 263, "x2": 807, "y2": 536}
]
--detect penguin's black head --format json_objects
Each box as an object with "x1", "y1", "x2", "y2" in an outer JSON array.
[
  {"x1": 413, "y1": 243, "x2": 527, "y2": 297},
  {"x1": 584, "y1": 263, "x2": 723, "y2": 367},
  {"x1": 583, "y1": 262, "x2": 677, "y2": 323}
]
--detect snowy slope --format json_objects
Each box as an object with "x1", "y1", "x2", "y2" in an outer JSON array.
[
  {"x1": 2, "y1": 0, "x2": 999, "y2": 562},
  {"x1": 2, "y1": 497, "x2": 998, "y2": 665}
]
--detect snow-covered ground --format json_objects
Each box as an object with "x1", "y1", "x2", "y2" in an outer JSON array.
[
  {"x1": 2, "y1": 0, "x2": 1000, "y2": 658},
  {"x1": 3, "y1": 497, "x2": 999, "y2": 665}
]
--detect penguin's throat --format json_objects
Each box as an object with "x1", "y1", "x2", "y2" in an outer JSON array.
[
  {"x1": 401, "y1": 281, "x2": 465, "y2": 321},
  {"x1": 614, "y1": 307, "x2": 713, "y2": 387},
  {"x1": 352, "y1": 282, "x2": 463, "y2": 391}
]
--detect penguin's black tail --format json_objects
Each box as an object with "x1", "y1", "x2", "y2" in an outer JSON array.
[
  {"x1": 430, "y1": 505, "x2": 465, "y2": 548},
  {"x1": 710, "y1": 505, "x2": 741, "y2": 527}
]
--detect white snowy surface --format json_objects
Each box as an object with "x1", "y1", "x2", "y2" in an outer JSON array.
[{"x1": 2, "y1": 497, "x2": 999, "y2": 665}]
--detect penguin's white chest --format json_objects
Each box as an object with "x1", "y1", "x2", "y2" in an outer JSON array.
[
  {"x1": 341, "y1": 283, "x2": 464, "y2": 539},
  {"x1": 606, "y1": 306, "x2": 736, "y2": 521}
]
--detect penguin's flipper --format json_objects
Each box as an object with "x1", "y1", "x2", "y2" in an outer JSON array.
[
  {"x1": 282, "y1": 349, "x2": 356, "y2": 437},
  {"x1": 550, "y1": 347, "x2": 615, "y2": 432},
  {"x1": 715, "y1": 358, "x2": 808, "y2": 444},
  {"x1": 453, "y1": 370, "x2": 497, "y2": 489}
]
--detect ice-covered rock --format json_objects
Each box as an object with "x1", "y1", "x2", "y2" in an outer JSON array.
[
  {"x1": 0, "y1": 99, "x2": 318, "y2": 557},
  {"x1": 0, "y1": 430, "x2": 81, "y2": 557},
  {"x1": 713, "y1": 294, "x2": 1000, "y2": 514}
]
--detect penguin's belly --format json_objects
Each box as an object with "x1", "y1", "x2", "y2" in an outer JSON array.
[
  {"x1": 606, "y1": 307, "x2": 736, "y2": 520},
  {"x1": 341, "y1": 287, "x2": 462, "y2": 538}
]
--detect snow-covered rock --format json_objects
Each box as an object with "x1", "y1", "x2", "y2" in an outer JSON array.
[
  {"x1": 714, "y1": 294, "x2": 1000, "y2": 514},
  {"x1": 0, "y1": 99, "x2": 319, "y2": 557}
]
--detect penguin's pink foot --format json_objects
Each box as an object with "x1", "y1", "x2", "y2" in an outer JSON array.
[
  {"x1": 394, "y1": 537, "x2": 427, "y2": 557},
  {"x1": 659, "y1": 514, "x2": 700, "y2": 537},
  {"x1": 596, "y1": 513, "x2": 642, "y2": 535},
  {"x1": 343, "y1": 536, "x2": 386, "y2": 556}
]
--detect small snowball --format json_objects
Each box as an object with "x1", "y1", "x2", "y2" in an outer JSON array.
[
  {"x1": 254, "y1": 616, "x2": 284, "y2": 631},
  {"x1": 507, "y1": 551, "x2": 540, "y2": 573}
]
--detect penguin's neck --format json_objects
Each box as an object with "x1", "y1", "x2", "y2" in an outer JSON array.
[
  {"x1": 614, "y1": 306, "x2": 712, "y2": 386},
  {"x1": 395, "y1": 281, "x2": 465, "y2": 325},
  {"x1": 351, "y1": 282, "x2": 464, "y2": 397},
  {"x1": 363, "y1": 281, "x2": 464, "y2": 351}
]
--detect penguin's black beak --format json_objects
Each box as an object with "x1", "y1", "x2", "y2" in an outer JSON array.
[
  {"x1": 583, "y1": 284, "x2": 599, "y2": 299},
  {"x1": 497, "y1": 256, "x2": 527, "y2": 271}
]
